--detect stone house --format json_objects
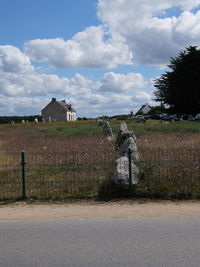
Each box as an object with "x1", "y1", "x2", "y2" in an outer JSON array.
[
  {"x1": 41, "y1": 98, "x2": 77, "y2": 122},
  {"x1": 136, "y1": 103, "x2": 151, "y2": 115}
]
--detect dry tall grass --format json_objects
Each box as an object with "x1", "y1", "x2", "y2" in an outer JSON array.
[
  {"x1": 1, "y1": 120, "x2": 200, "y2": 152},
  {"x1": 138, "y1": 133, "x2": 200, "y2": 150},
  {"x1": 0, "y1": 120, "x2": 200, "y2": 200},
  {"x1": 0, "y1": 122, "x2": 112, "y2": 152}
]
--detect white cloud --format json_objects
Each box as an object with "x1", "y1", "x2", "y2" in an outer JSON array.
[
  {"x1": 97, "y1": 0, "x2": 200, "y2": 66},
  {"x1": 0, "y1": 96, "x2": 47, "y2": 116},
  {"x1": 74, "y1": 93, "x2": 136, "y2": 117},
  {"x1": 0, "y1": 45, "x2": 150, "y2": 116},
  {"x1": 0, "y1": 72, "x2": 70, "y2": 97},
  {"x1": 22, "y1": 0, "x2": 200, "y2": 69},
  {"x1": 24, "y1": 26, "x2": 132, "y2": 69},
  {"x1": 0, "y1": 45, "x2": 34, "y2": 73},
  {"x1": 3, "y1": 1, "x2": 200, "y2": 116},
  {"x1": 98, "y1": 72, "x2": 146, "y2": 92},
  {"x1": 172, "y1": 11, "x2": 200, "y2": 44},
  {"x1": 134, "y1": 91, "x2": 152, "y2": 102},
  {"x1": 0, "y1": 47, "x2": 92, "y2": 97}
]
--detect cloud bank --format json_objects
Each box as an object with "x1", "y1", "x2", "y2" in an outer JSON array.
[
  {"x1": 0, "y1": 45, "x2": 150, "y2": 116},
  {"x1": 23, "y1": 0, "x2": 200, "y2": 68},
  {"x1": 25, "y1": 26, "x2": 132, "y2": 69},
  {"x1": 1, "y1": 0, "x2": 200, "y2": 116}
]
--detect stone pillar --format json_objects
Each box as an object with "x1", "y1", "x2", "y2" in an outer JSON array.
[
  {"x1": 96, "y1": 119, "x2": 114, "y2": 141},
  {"x1": 112, "y1": 122, "x2": 139, "y2": 185}
]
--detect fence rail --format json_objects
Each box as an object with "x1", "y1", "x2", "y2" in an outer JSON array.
[{"x1": 0, "y1": 148, "x2": 200, "y2": 201}]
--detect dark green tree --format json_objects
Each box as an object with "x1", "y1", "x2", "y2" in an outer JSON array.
[{"x1": 154, "y1": 46, "x2": 200, "y2": 114}]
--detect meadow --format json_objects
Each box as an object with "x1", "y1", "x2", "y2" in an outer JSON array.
[
  {"x1": 1, "y1": 119, "x2": 200, "y2": 152},
  {"x1": 0, "y1": 119, "x2": 200, "y2": 201}
]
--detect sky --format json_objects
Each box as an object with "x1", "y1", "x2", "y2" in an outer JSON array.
[{"x1": 1, "y1": 0, "x2": 200, "y2": 117}]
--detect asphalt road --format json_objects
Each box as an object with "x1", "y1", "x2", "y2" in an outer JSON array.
[{"x1": 1, "y1": 218, "x2": 200, "y2": 267}]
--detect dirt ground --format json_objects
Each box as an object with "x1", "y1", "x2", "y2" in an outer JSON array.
[{"x1": 1, "y1": 200, "x2": 200, "y2": 221}]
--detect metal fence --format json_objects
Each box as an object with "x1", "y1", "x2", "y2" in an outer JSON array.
[
  {"x1": 0, "y1": 150, "x2": 117, "y2": 201},
  {"x1": 0, "y1": 148, "x2": 200, "y2": 201},
  {"x1": 136, "y1": 148, "x2": 200, "y2": 198}
]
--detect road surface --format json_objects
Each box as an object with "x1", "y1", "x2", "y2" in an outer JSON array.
[{"x1": 1, "y1": 218, "x2": 200, "y2": 267}]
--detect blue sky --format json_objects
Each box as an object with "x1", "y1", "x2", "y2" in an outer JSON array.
[
  {"x1": 0, "y1": 0, "x2": 200, "y2": 117},
  {"x1": 1, "y1": 0, "x2": 99, "y2": 46}
]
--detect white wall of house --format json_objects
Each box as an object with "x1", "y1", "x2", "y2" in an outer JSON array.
[
  {"x1": 66, "y1": 111, "x2": 77, "y2": 121},
  {"x1": 140, "y1": 103, "x2": 151, "y2": 114}
]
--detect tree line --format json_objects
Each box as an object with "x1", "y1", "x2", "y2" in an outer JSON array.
[{"x1": 0, "y1": 115, "x2": 41, "y2": 124}]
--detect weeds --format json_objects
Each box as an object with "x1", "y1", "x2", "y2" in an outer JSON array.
[{"x1": 0, "y1": 120, "x2": 200, "y2": 200}]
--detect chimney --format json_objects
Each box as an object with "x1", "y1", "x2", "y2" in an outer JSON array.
[{"x1": 52, "y1": 98, "x2": 56, "y2": 102}]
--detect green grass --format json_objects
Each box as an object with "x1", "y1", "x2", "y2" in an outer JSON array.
[
  {"x1": 110, "y1": 120, "x2": 200, "y2": 135},
  {"x1": 38, "y1": 119, "x2": 200, "y2": 138},
  {"x1": 41, "y1": 120, "x2": 102, "y2": 137},
  {"x1": 0, "y1": 119, "x2": 200, "y2": 138}
]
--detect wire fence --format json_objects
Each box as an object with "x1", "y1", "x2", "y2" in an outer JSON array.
[
  {"x1": 0, "y1": 148, "x2": 200, "y2": 201},
  {"x1": 0, "y1": 150, "x2": 116, "y2": 201},
  {"x1": 136, "y1": 148, "x2": 200, "y2": 198}
]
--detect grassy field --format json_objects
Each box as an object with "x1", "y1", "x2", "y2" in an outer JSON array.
[
  {"x1": 0, "y1": 119, "x2": 200, "y2": 152},
  {"x1": 0, "y1": 119, "x2": 200, "y2": 200}
]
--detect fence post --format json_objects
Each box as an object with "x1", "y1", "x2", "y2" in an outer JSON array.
[
  {"x1": 21, "y1": 150, "x2": 27, "y2": 199},
  {"x1": 128, "y1": 148, "x2": 133, "y2": 197}
]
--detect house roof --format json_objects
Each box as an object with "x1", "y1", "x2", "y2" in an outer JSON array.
[
  {"x1": 41, "y1": 98, "x2": 76, "y2": 112},
  {"x1": 57, "y1": 101, "x2": 76, "y2": 112}
]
